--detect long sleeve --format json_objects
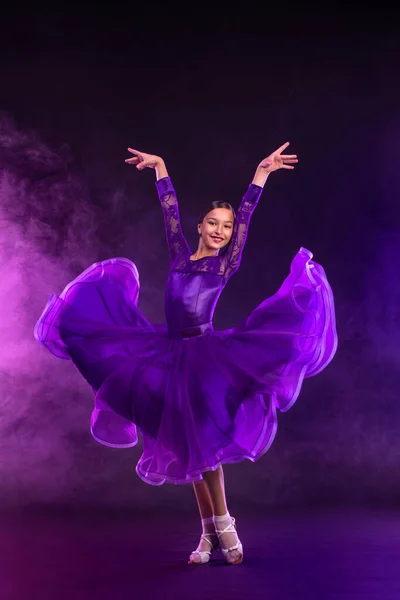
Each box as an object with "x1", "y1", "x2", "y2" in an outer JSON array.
[
  {"x1": 223, "y1": 183, "x2": 263, "y2": 280},
  {"x1": 156, "y1": 177, "x2": 190, "y2": 264}
]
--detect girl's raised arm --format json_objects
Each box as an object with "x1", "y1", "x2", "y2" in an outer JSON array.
[{"x1": 125, "y1": 148, "x2": 190, "y2": 263}]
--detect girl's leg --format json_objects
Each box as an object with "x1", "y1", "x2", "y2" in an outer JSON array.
[
  {"x1": 201, "y1": 465, "x2": 227, "y2": 515},
  {"x1": 193, "y1": 480, "x2": 214, "y2": 519},
  {"x1": 202, "y1": 466, "x2": 242, "y2": 564},
  {"x1": 189, "y1": 481, "x2": 218, "y2": 564}
]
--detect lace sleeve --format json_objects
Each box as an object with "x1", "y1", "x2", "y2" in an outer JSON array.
[
  {"x1": 223, "y1": 183, "x2": 263, "y2": 280},
  {"x1": 155, "y1": 177, "x2": 190, "y2": 264}
]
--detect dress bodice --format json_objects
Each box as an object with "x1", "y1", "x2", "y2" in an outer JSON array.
[
  {"x1": 156, "y1": 177, "x2": 262, "y2": 338},
  {"x1": 165, "y1": 268, "x2": 224, "y2": 336}
]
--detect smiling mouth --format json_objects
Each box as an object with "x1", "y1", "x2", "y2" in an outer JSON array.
[{"x1": 211, "y1": 236, "x2": 223, "y2": 242}]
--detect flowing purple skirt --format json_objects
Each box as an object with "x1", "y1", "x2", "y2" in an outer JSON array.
[{"x1": 35, "y1": 248, "x2": 337, "y2": 485}]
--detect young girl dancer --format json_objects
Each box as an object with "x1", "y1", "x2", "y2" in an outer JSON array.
[{"x1": 35, "y1": 142, "x2": 337, "y2": 566}]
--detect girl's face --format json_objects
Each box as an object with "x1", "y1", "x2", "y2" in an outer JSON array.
[{"x1": 198, "y1": 208, "x2": 234, "y2": 250}]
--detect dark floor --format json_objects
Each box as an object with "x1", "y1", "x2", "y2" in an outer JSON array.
[{"x1": 3, "y1": 507, "x2": 400, "y2": 600}]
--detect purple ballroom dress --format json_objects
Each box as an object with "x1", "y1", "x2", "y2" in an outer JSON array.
[{"x1": 34, "y1": 177, "x2": 337, "y2": 485}]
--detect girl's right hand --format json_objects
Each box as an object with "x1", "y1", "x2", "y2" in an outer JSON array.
[{"x1": 125, "y1": 148, "x2": 163, "y2": 170}]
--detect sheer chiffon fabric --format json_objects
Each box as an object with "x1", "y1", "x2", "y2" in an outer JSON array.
[{"x1": 35, "y1": 250, "x2": 336, "y2": 485}]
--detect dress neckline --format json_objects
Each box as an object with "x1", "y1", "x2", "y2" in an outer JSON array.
[
  {"x1": 188, "y1": 253, "x2": 218, "y2": 263},
  {"x1": 188, "y1": 252, "x2": 219, "y2": 263}
]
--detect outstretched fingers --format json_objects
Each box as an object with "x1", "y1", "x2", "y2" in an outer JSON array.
[
  {"x1": 125, "y1": 147, "x2": 143, "y2": 164},
  {"x1": 281, "y1": 150, "x2": 298, "y2": 169},
  {"x1": 127, "y1": 147, "x2": 142, "y2": 156},
  {"x1": 282, "y1": 157, "x2": 297, "y2": 169},
  {"x1": 276, "y1": 141, "x2": 290, "y2": 154}
]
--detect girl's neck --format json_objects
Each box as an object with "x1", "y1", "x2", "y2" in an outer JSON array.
[{"x1": 190, "y1": 242, "x2": 220, "y2": 261}]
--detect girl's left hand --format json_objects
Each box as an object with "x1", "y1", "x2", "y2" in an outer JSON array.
[{"x1": 258, "y1": 142, "x2": 298, "y2": 173}]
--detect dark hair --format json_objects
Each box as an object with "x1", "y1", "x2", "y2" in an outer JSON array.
[{"x1": 197, "y1": 201, "x2": 236, "y2": 225}]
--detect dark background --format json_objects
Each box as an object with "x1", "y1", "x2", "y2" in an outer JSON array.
[{"x1": 0, "y1": 2, "x2": 399, "y2": 512}]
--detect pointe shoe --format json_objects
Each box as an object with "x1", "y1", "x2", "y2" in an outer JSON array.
[
  {"x1": 215, "y1": 517, "x2": 243, "y2": 565},
  {"x1": 188, "y1": 533, "x2": 219, "y2": 565}
]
